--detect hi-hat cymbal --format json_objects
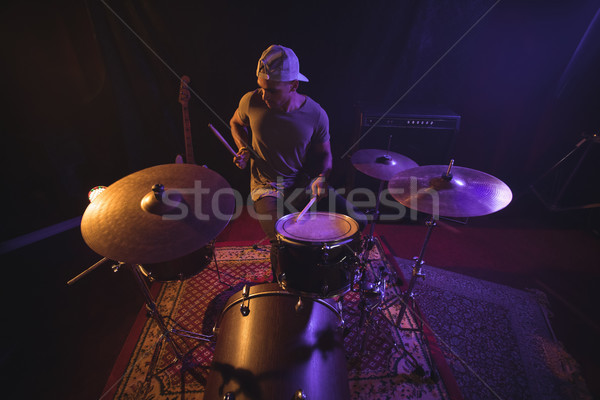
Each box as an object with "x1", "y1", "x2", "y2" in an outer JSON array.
[
  {"x1": 351, "y1": 149, "x2": 418, "y2": 181},
  {"x1": 81, "y1": 164, "x2": 236, "y2": 264},
  {"x1": 388, "y1": 165, "x2": 513, "y2": 217}
]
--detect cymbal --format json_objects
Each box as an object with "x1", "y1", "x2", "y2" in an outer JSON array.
[
  {"x1": 388, "y1": 165, "x2": 512, "y2": 217},
  {"x1": 351, "y1": 149, "x2": 418, "y2": 181},
  {"x1": 81, "y1": 164, "x2": 236, "y2": 264}
]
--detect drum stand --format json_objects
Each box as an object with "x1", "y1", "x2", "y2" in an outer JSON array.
[
  {"x1": 350, "y1": 216, "x2": 438, "y2": 379},
  {"x1": 350, "y1": 255, "x2": 427, "y2": 376},
  {"x1": 362, "y1": 179, "x2": 401, "y2": 287},
  {"x1": 128, "y1": 263, "x2": 213, "y2": 385}
]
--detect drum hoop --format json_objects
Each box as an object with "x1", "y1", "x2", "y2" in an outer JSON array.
[
  {"x1": 276, "y1": 233, "x2": 358, "y2": 247},
  {"x1": 275, "y1": 211, "x2": 359, "y2": 243},
  {"x1": 219, "y1": 288, "x2": 341, "y2": 322},
  {"x1": 283, "y1": 284, "x2": 352, "y2": 299}
]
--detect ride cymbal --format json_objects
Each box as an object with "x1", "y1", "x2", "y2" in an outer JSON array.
[
  {"x1": 81, "y1": 163, "x2": 235, "y2": 264},
  {"x1": 351, "y1": 149, "x2": 418, "y2": 181},
  {"x1": 388, "y1": 164, "x2": 512, "y2": 217}
]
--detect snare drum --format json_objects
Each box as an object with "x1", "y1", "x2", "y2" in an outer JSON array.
[
  {"x1": 275, "y1": 211, "x2": 361, "y2": 298},
  {"x1": 205, "y1": 283, "x2": 350, "y2": 400}
]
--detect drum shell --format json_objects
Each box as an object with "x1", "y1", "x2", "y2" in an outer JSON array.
[
  {"x1": 205, "y1": 283, "x2": 350, "y2": 400},
  {"x1": 141, "y1": 244, "x2": 213, "y2": 281},
  {"x1": 276, "y1": 233, "x2": 360, "y2": 298}
]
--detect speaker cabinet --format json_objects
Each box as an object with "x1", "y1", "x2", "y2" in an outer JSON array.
[{"x1": 346, "y1": 105, "x2": 461, "y2": 206}]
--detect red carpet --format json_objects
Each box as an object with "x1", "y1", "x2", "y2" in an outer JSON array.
[
  {"x1": 102, "y1": 241, "x2": 460, "y2": 399},
  {"x1": 100, "y1": 207, "x2": 599, "y2": 399}
]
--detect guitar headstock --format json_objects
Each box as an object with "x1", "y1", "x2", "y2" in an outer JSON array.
[{"x1": 178, "y1": 75, "x2": 191, "y2": 106}]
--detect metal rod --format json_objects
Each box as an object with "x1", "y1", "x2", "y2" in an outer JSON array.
[
  {"x1": 395, "y1": 217, "x2": 437, "y2": 326},
  {"x1": 129, "y1": 264, "x2": 188, "y2": 361},
  {"x1": 67, "y1": 257, "x2": 110, "y2": 285}
]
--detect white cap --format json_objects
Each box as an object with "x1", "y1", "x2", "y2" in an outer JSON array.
[{"x1": 256, "y1": 45, "x2": 309, "y2": 82}]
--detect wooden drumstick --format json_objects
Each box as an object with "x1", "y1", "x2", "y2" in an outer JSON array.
[
  {"x1": 295, "y1": 195, "x2": 317, "y2": 222},
  {"x1": 208, "y1": 124, "x2": 237, "y2": 156}
]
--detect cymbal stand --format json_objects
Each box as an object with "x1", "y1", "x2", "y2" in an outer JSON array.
[
  {"x1": 128, "y1": 263, "x2": 212, "y2": 383},
  {"x1": 349, "y1": 216, "x2": 438, "y2": 377},
  {"x1": 395, "y1": 217, "x2": 437, "y2": 327},
  {"x1": 350, "y1": 246, "x2": 425, "y2": 375},
  {"x1": 362, "y1": 134, "x2": 399, "y2": 284}
]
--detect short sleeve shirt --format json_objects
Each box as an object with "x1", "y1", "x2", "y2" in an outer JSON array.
[{"x1": 236, "y1": 90, "x2": 329, "y2": 199}]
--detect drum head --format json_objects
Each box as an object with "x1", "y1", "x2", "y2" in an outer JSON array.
[{"x1": 275, "y1": 211, "x2": 359, "y2": 243}]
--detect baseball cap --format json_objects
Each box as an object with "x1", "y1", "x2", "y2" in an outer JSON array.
[{"x1": 256, "y1": 45, "x2": 309, "y2": 82}]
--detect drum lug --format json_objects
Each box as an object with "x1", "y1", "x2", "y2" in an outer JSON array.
[
  {"x1": 320, "y1": 282, "x2": 329, "y2": 297},
  {"x1": 278, "y1": 273, "x2": 288, "y2": 290},
  {"x1": 223, "y1": 392, "x2": 235, "y2": 400},
  {"x1": 292, "y1": 389, "x2": 306, "y2": 399},
  {"x1": 336, "y1": 298, "x2": 345, "y2": 329},
  {"x1": 321, "y1": 244, "x2": 330, "y2": 262},
  {"x1": 240, "y1": 284, "x2": 250, "y2": 316}
]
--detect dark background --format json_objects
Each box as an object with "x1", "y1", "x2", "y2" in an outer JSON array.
[
  {"x1": 1, "y1": 1, "x2": 600, "y2": 398},
  {"x1": 2, "y1": 0, "x2": 600, "y2": 240}
]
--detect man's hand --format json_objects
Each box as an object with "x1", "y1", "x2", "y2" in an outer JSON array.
[
  {"x1": 234, "y1": 148, "x2": 250, "y2": 169},
  {"x1": 310, "y1": 175, "x2": 328, "y2": 199}
]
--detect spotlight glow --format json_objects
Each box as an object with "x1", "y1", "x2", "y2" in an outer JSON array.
[{"x1": 88, "y1": 186, "x2": 107, "y2": 203}]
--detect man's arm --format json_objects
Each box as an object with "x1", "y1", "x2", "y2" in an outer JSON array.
[
  {"x1": 309, "y1": 140, "x2": 332, "y2": 198},
  {"x1": 311, "y1": 140, "x2": 332, "y2": 177},
  {"x1": 230, "y1": 111, "x2": 251, "y2": 169}
]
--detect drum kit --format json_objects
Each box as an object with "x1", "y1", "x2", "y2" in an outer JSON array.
[{"x1": 73, "y1": 148, "x2": 512, "y2": 399}]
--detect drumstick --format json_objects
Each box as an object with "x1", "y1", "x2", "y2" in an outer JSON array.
[
  {"x1": 208, "y1": 124, "x2": 237, "y2": 156},
  {"x1": 295, "y1": 195, "x2": 317, "y2": 222}
]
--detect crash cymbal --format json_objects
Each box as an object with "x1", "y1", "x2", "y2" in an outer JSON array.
[
  {"x1": 351, "y1": 149, "x2": 418, "y2": 181},
  {"x1": 388, "y1": 164, "x2": 512, "y2": 217},
  {"x1": 81, "y1": 164, "x2": 236, "y2": 264}
]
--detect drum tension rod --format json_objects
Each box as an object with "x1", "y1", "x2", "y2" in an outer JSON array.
[{"x1": 240, "y1": 284, "x2": 250, "y2": 316}]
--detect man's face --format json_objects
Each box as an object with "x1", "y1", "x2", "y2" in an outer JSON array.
[{"x1": 257, "y1": 77, "x2": 296, "y2": 110}]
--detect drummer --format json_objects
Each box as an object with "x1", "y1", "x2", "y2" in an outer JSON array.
[{"x1": 230, "y1": 44, "x2": 366, "y2": 281}]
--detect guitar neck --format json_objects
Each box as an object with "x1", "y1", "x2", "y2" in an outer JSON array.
[
  {"x1": 181, "y1": 103, "x2": 195, "y2": 165},
  {"x1": 178, "y1": 75, "x2": 195, "y2": 165}
]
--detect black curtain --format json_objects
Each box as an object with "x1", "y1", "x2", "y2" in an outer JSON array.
[{"x1": 2, "y1": 0, "x2": 600, "y2": 240}]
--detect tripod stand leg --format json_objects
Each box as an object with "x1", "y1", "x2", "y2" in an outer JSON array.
[
  {"x1": 129, "y1": 264, "x2": 211, "y2": 385},
  {"x1": 530, "y1": 136, "x2": 600, "y2": 210},
  {"x1": 211, "y1": 245, "x2": 233, "y2": 289}
]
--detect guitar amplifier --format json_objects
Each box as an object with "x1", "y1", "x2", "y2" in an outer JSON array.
[{"x1": 345, "y1": 105, "x2": 461, "y2": 197}]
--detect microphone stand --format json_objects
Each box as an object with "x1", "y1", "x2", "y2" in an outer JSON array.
[{"x1": 529, "y1": 132, "x2": 600, "y2": 211}]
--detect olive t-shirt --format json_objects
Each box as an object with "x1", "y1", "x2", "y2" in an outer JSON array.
[{"x1": 236, "y1": 89, "x2": 330, "y2": 200}]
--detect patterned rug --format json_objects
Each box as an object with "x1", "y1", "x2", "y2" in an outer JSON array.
[
  {"x1": 393, "y1": 258, "x2": 593, "y2": 400},
  {"x1": 102, "y1": 243, "x2": 454, "y2": 399}
]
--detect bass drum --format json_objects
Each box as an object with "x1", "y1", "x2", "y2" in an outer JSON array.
[
  {"x1": 204, "y1": 283, "x2": 349, "y2": 400},
  {"x1": 140, "y1": 243, "x2": 213, "y2": 282}
]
